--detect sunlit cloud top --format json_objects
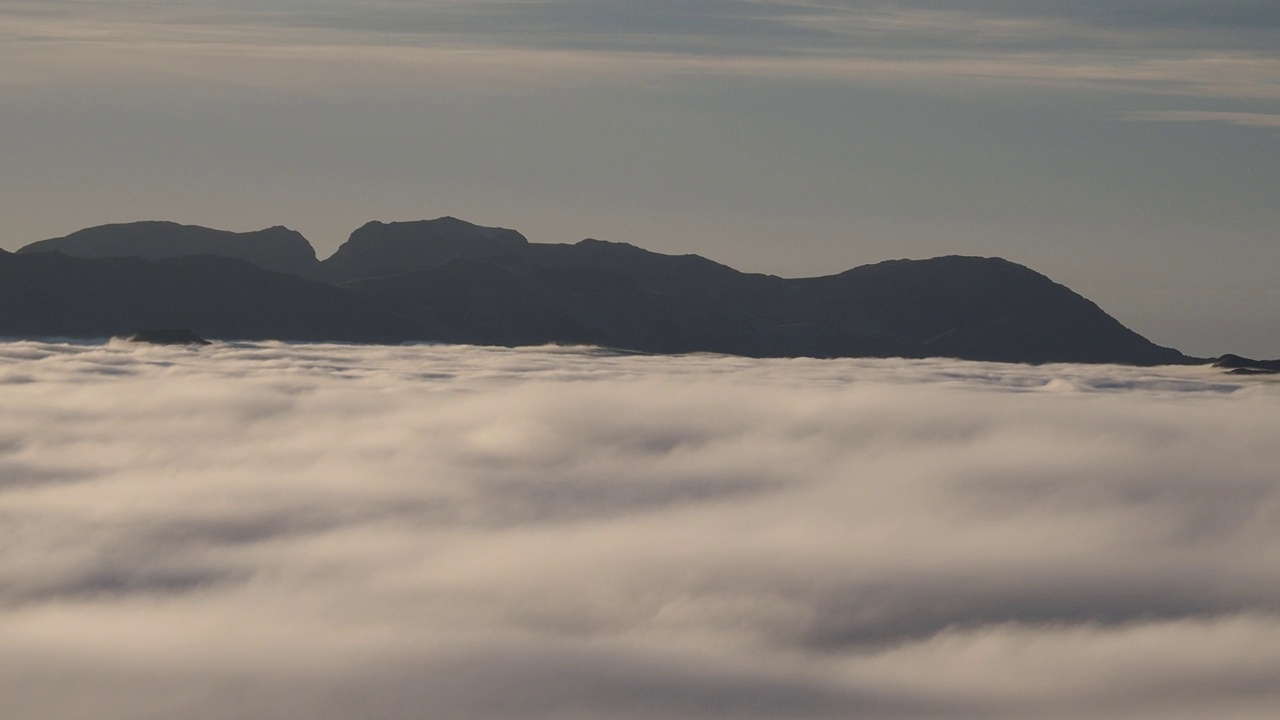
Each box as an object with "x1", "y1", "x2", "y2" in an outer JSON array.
[{"x1": 1, "y1": 340, "x2": 1279, "y2": 718}]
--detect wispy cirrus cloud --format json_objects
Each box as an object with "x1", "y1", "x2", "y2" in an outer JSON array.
[
  {"x1": 3, "y1": 0, "x2": 1278, "y2": 102},
  {"x1": 1123, "y1": 109, "x2": 1280, "y2": 131}
]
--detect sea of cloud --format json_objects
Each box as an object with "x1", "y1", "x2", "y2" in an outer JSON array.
[{"x1": 1, "y1": 339, "x2": 1278, "y2": 719}]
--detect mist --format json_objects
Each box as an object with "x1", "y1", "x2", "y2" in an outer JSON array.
[{"x1": 2, "y1": 340, "x2": 1278, "y2": 719}]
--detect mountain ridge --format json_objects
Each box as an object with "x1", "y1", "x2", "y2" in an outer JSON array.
[
  {"x1": 18, "y1": 221, "x2": 319, "y2": 277},
  {"x1": 7, "y1": 217, "x2": 1196, "y2": 365}
]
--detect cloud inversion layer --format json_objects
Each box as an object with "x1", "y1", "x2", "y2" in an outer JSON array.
[{"x1": 1, "y1": 340, "x2": 1279, "y2": 719}]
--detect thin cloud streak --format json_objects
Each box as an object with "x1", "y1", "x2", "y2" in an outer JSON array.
[
  {"x1": 3, "y1": 0, "x2": 1278, "y2": 103},
  {"x1": 1, "y1": 340, "x2": 1278, "y2": 719},
  {"x1": 1122, "y1": 109, "x2": 1280, "y2": 131}
]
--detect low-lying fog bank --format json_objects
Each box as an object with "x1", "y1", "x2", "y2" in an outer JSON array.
[{"x1": 2, "y1": 341, "x2": 1278, "y2": 719}]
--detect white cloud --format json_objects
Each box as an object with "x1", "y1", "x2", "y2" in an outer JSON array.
[{"x1": 1, "y1": 339, "x2": 1278, "y2": 718}]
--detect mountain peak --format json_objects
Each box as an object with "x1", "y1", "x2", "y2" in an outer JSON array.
[
  {"x1": 318, "y1": 217, "x2": 529, "y2": 283},
  {"x1": 16, "y1": 221, "x2": 319, "y2": 276},
  {"x1": 3, "y1": 216, "x2": 1193, "y2": 365}
]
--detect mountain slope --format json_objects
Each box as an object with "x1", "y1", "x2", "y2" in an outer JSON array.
[
  {"x1": 18, "y1": 222, "x2": 319, "y2": 277},
  {"x1": 342, "y1": 246, "x2": 1186, "y2": 364},
  {"x1": 318, "y1": 217, "x2": 529, "y2": 284},
  {"x1": 0, "y1": 251, "x2": 409, "y2": 343},
  {"x1": 4, "y1": 218, "x2": 1192, "y2": 365}
]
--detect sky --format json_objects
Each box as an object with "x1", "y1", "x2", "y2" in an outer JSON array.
[
  {"x1": 2, "y1": 339, "x2": 1279, "y2": 719},
  {"x1": 0, "y1": 1, "x2": 1277, "y2": 357}
]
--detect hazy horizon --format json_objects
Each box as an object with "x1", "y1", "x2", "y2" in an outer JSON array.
[{"x1": 2, "y1": 1, "x2": 1277, "y2": 357}]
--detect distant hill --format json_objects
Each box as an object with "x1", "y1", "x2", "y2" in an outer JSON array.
[
  {"x1": 344, "y1": 245, "x2": 1185, "y2": 365},
  {"x1": 1213, "y1": 354, "x2": 1280, "y2": 374},
  {"x1": 0, "y1": 251, "x2": 409, "y2": 343},
  {"x1": 18, "y1": 222, "x2": 319, "y2": 277},
  {"x1": 4, "y1": 216, "x2": 1192, "y2": 365},
  {"x1": 317, "y1": 217, "x2": 530, "y2": 284}
]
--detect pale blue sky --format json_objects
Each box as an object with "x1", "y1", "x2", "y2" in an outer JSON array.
[{"x1": 2, "y1": 1, "x2": 1277, "y2": 356}]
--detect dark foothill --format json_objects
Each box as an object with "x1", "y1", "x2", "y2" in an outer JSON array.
[
  {"x1": 1213, "y1": 354, "x2": 1280, "y2": 374},
  {"x1": 122, "y1": 329, "x2": 211, "y2": 345}
]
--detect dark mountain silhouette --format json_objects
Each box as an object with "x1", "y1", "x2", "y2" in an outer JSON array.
[
  {"x1": 0, "y1": 251, "x2": 410, "y2": 343},
  {"x1": 4, "y1": 216, "x2": 1194, "y2": 365},
  {"x1": 1213, "y1": 354, "x2": 1280, "y2": 374},
  {"x1": 317, "y1": 218, "x2": 529, "y2": 284},
  {"x1": 18, "y1": 222, "x2": 319, "y2": 277},
  {"x1": 121, "y1": 329, "x2": 211, "y2": 345},
  {"x1": 344, "y1": 248, "x2": 1185, "y2": 364}
]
